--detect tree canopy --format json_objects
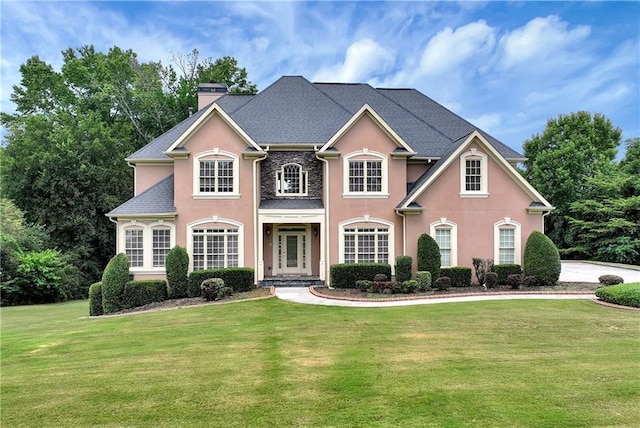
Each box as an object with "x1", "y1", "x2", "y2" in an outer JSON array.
[{"x1": 1, "y1": 46, "x2": 257, "y2": 291}]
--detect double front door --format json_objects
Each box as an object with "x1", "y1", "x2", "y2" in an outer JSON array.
[{"x1": 274, "y1": 227, "x2": 309, "y2": 275}]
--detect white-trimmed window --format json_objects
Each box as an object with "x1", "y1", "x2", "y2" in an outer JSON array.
[
  {"x1": 120, "y1": 222, "x2": 176, "y2": 271},
  {"x1": 276, "y1": 163, "x2": 307, "y2": 196},
  {"x1": 192, "y1": 228, "x2": 239, "y2": 270},
  {"x1": 494, "y1": 218, "x2": 521, "y2": 264},
  {"x1": 430, "y1": 219, "x2": 458, "y2": 267},
  {"x1": 339, "y1": 217, "x2": 394, "y2": 265},
  {"x1": 460, "y1": 149, "x2": 488, "y2": 197},
  {"x1": 125, "y1": 228, "x2": 144, "y2": 268},
  {"x1": 193, "y1": 150, "x2": 239, "y2": 198},
  {"x1": 152, "y1": 229, "x2": 171, "y2": 268},
  {"x1": 343, "y1": 150, "x2": 388, "y2": 197}
]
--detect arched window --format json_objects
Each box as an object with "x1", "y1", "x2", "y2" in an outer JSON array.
[
  {"x1": 494, "y1": 218, "x2": 522, "y2": 264},
  {"x1": 188, "y1": 218, "x2": 244, "y2": 270},
  {"x1": 193, "y1": 149, "x2": 239, "y2": 198},
  {"x1": 430, "y1": 219, "x2": 458, "y2": 267},
  {"x1": 276, "y1": 163, "x2": 307, "y2": 196},
  {"x1": 460, "y1": 148, "x2": 488, "y2": 197},
  {"x1": 339, "y1": 217, "x2": 394, "y2": 264},
  {"x1": 119, "y1": 221, "x2": 176, "y2": 271},
  {"x1": 343, "y1": 150, "x2": 388, "y2": 197}
]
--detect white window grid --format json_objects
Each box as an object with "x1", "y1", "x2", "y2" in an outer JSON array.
[
  {"x1": 349, "y1": 160, "x2": 382, "y2": 193},
  {"x1": 192, "y1": 228, "x2": 239, "y2": 270},
  {"x1": 125, "y1": 229, "x2": 144, "y2": 268},
  {"x1": 152, "y1": 229, "x2": 171, "y2": 268},
  {"x1": 199, "y1": 160, "x2": 234, "y2": 193},
  {"x1": 276, "y1": 164, "x2": 308, "y2": 196},
  {"x1": 343, "y1": 227, "x2": 389, "y2": 264},
  {"x1": 435, "y1": 228, "x2": 452, "y2": 267},
  {"x1": 465, "y1": 159, "x2": 482, "y2": 192},
  {"x1": 499, "y1": 228, "x2": 515, "y2": 264}
]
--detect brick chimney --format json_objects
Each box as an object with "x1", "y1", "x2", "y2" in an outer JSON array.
[{"x1": 197, "y1": 82, "x2": 228, "y2": 110}]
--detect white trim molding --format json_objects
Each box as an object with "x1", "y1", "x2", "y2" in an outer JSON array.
[
  {"x1": 494, "y1": 218, "x2": 522, "y2": 265},
  {"x1": 186, "y1": 217, "x2": 245, "y2": 272},
  {"x1": 342, "y1": 149, "x2": 389, "y2": 198},
  {"x1": 338, "y1": 217, "x2": 395, "y2": 268},
  {"x1": 118, "y1": 220, "x2": 176, "y2": 273},
  {"x1": 430, "y1": 218, "x2": 458, "y2": 267},
  {"x1": 192, "y1": 149, "x2": 240, "y2": 199}
]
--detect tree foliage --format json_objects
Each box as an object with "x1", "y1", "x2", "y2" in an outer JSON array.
[
  {"x1": 1, "y1": 46, "x2": 257, "y2": 288},
  {"x1": 522, "y1": 112, "x2": 621, "y2": 250}
]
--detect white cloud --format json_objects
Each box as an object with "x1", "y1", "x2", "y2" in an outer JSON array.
[
  {"x1": 419, "y1": 20, "x2": 495, "y2": 76},
  {"x1": 466, "y1": 113, "x2": 502, "y2": 133},
  {"x1": 312, "y1": 38, "x2": 395, "y2": 83},
  {"x1": 499, "y1": 15, "x2": 591, "y2": 68}
]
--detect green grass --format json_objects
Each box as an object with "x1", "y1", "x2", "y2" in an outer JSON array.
[{"x1": 2, "y1": 298, "x2": 639, "y2": 427}]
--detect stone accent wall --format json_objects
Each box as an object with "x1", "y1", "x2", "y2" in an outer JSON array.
[{"x1": 261, "y1": 151, "x2": 323, "y2": 200}]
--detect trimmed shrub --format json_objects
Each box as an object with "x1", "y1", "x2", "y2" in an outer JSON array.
[
  {"x1": 395, "y1": 256, "x2": 413, "y2": 283},
  {"x1": 598, "y1": 275, "x2": 624, "y2": 286},
  {"x1": 201, "y1": 278, "x2": 232, "y2": 301},
  {"x1": 485, "y1": 272, "x2": 498, "y2": 289},
  {"x1": 417, "y1": 233, "x2": 441, "y2": 279},
  {"x1": 88, "y1": 282, "x2": 103, "y2": 316},
  {"x1": 101, "y1": 253, "x2": 130, "y2": 314},
  {"x1": 472, "y1": 258, "x2": 494, "y2": 286},
  {"x1": 507, "y1": 274, "x2": 522, "y2": 289},
  {"x1": 188, "y1": 268, "x2": 255, "y2": 297},
  {"x1": 440, "y1": 267, "x2": 472, "y2": 287},
  {"x1": 330, "y1": 263, "x2": 392, "y2": 289},
  {"x1": 373, "y1": 273, "x2": 388, "y2": 282},
  {"x1": 356, "y1": 280, "x2": 371, "y2": 292},
  {"x1": 522, "y1": 275, "x2": 540, "y2": 287},
  {"x1": 434, "y1": 276, "x2": 451, "y2": 291},
  {"x1": 523, "y1": 231, "x2": 561, "y2": 286},
  {"x1": 123, "y1": 280, "x2": 168, "y2": 309},
  {"x1": 416, "y1": 271, "x2": 432, "y2": 291},
  {"x1": 370, "y1": 280, "x2": 401, "y2": 294},
  {"x1": 401, "y1": 279, "x2": 419, "y2": 294},
  {"x1": 494, "y1": 264, "x2": 522, "y2": 285},
  {"x1": 166, "y1": 246, "x2": 189, "y2": 299},
  {"x1": 595, "y1": 283, "x2": 640, "y2": 308}
]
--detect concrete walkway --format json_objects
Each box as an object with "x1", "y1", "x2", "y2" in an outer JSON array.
[{"x1": 275, "y1": 261, "x2": 640, "y2": 307}]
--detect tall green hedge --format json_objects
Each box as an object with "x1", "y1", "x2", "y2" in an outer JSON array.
[
  {"x1": 440, "y1": 267, "x2": 472, "y2": 287},
  {"x1": 88, "y1": 282, "x2": 103, "y2": 316},
  {"x1": 523, "y1": 231, "x2": 561, "y2": 286},
  {"x1": 101, "y1": 253, "x2": 130, "y2": 314},
  {"x1": 595, "y1": 283, "x2": 640, "y2": 308},
  {"x1": 395, "y1": 256, "x2": 413, "y2": 283},
  {"x1": 330, "y1": 263, "x2": 392, "y2": 289},
  {"x1": 494, "y1": 264, "x2": 522, "y2": 285},
  {"x1": 123, "y1": 280, "x2": 168, "y2": 309},
  {"x1": 417, "y1": 233, "x2": 441, "y2": 279},
  {"x1": 188, "y1": 268, "x2": 255, "y2": 297},
  {"x1": 166, "y1": 246, "x2": 189, "y2": 299}
]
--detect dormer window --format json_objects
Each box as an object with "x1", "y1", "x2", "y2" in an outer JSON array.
[
  {"x1": 276, "y1": 163, "x2": 307, "y2": 196},
  {"x1": 193, "y1": 150, "x2": 239, "y2": 198},
  {"x1": 460, "y1": 148, "x2": 488, "y2": 197}
]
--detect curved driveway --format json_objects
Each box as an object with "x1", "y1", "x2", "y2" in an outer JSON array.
[{"x1": 274, "y1": 261, "x2": 639, "y2": 307}]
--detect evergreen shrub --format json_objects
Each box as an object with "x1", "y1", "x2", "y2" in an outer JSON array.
[
  {"x1": 523, "y1": 231, "x2": 561, "y2": 286},
  {"x1": 101, "y1": 253, "x2": 130, "y2": 314},
  {"x1": 434, "y1": 276, "x2": 450, "y2": 291},
  {"x1": 329, "y1": 263, "x2": 392, "y2": 288},
  {"x1": 200, "y1": 278, "x2": 232, "y2": 301},
  {"x1": 188, "y1": 268, "x2": 255, "y2": 297},
  {"x1": 507, "y1": 274, "x2": 522, "y2": 289},
  {"x1": 494, "y1": 264, "x2": 522, "y2": 285},
  {"x1": 395, "y1": 256, "x2": 413, "y2": 283},
  {"x1": 417, "y1": 233, "x2": 441, "y2": 279},
  {"x1": 595, "y1": 283, "x2": 640, "y2": 308},
  {"x1": 485, "y1": 272, "x2": 498, "y2": 289},
  {"x1": 166, "y1": 246, "x2": 189, "y2": 299},
  {"x1": 123, "y1": 280, "x2": 167, "y2": 309},
  {"x1": 88, "y1": 282, "x2": 103, "y2": 316},
  {"x1": 598, "y1": 275, "x2": 624, "y2": 286},
  {"x1": 416, "y1": 271, "x2": 432, "y2": 291},
  {"x1": 440, "y1": 267, "x2": 472, "y2": 287}
]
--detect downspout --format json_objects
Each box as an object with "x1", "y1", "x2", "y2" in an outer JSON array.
[
  {"x1": 315, "y1": 152, "x2": 330, "y2": 286},
  {"x1": 108, "y1": 216, "x2": 118, "y2": 255},
  {"x1": 252, "y1": 152, "x2": 268, "y2": 285},
  {"x1": 396, "y1": 210, "x2": 407, "y2": 256}
]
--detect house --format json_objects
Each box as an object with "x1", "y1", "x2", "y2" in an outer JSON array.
[{"x1": 107, "y1": 76, "x2": 553, "y2": 285}]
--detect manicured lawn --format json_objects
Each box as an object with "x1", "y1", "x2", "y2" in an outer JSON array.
[{"x1": 2, "y1": 298, "x2": 639, "y2": 427}]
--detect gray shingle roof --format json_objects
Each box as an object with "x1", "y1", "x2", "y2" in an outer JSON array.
[
  {"x1": 126, "y1": 75, "x2": 522, "y2": 161},
  {"x1": 107, "y1": 175, "x2": 176, "y2": 216},
  {"x1": 259, "y1": 199, "x2": 324, "y2": 210}
]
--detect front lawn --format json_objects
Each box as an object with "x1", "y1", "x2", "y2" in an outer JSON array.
[{"x1": 1, "y1": 298, "x2": 638, "y2": 427}]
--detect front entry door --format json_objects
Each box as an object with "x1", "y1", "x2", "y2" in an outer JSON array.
[{"x1": 275, "y1": 227, "x2": 309, "y2": 275}]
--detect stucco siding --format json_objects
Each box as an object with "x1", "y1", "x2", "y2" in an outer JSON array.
[{"x1": 135, "y1": 164, "x2": 174, "y2": 195}]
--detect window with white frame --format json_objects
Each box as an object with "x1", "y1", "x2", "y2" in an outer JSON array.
[
  {"x1": 343, "y1": 151, "x2": 388, "y2": 197},
  {"x1": 152, "y1": 229, "x2": 171, "y2": 267},
  {"x1": 430, "y1": 219, "x2": 457, "y2": 267},
  {"x1": 343, "y1": 227, "x2": 389, "y2": 264},
  {"x1": 125, "y1": 229, "x2": 144, "y2": 268},
  {"x1": 494, "y1": 219, "x2": 521, "y2": 265},
  {"x1": 276, "y1": 163, "x2": 307, "y2": 196},
  {"x1": 192, "y1": 228, "x2": 239, "y2": 270},
  {"x1": 460, "y1": 149, "x2": 488, "y2": 197},
  {"x1": 194, "y1": 150, "x2": 239, "y2": 197}
]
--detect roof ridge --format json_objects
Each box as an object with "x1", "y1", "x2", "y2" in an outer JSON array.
[{"x1": 308, "y1": 81, "x2": 355, "y2": 116}]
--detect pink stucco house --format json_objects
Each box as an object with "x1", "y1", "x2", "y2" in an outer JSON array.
[{"x1": 107, "y1": 76, "x2": 553, "y2": 285}]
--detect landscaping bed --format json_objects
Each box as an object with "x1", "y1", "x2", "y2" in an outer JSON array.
[{"x1": 314, "y1": 282, "x2": 600, "y2": 300}]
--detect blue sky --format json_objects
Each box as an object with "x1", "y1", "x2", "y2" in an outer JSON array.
[{"x1": 1, "y1": 1, "x2": 638, "y2": 156}]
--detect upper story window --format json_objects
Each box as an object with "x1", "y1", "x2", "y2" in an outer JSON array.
[
  {"x1": 343, "y1": 150, "x2": 388, "y2": 198},
  {"x1": 193, "y1": 150, "x2": 239, "y2": 198},
  {"x1": 460, "y1": 149, "x2": 488, "y2": 198},
  {"x1": 276, "y1": 163, "x2": 307, "y2": 196}
]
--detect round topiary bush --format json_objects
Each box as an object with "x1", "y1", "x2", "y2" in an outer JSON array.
[
  {"x1": 598, "y1": 275, "x2": 624, "y2": 286},
  {"x1": 166, "y1": 246, "x2": 189, "y2": 299},
  {"x1": 101, "y1": 253, "x2": 130, "y2": 314},
  {"x1": 485, "y1": 272, "x2": 498, "y2": 289},
  {"x1": 416, "y1": 271, "x2": 432, "y2": 291},
  {"x1": 201, "y1": 278, "x2": 231, "y2": 301},
  {"x1": 417, "y1": 233, "x2": 441, "y2": 279},
  {"x1": 523, "y1": 231, "x2": 561, "y2": 286},
  {"x1": 434, "y1": 276, "x2": 450, "y2": 291}
]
